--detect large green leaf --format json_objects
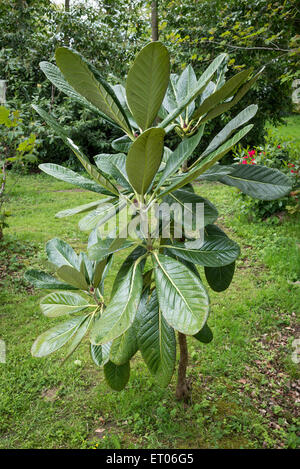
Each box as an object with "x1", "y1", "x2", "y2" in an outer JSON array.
[
  {"x1": 79, "y1": 252, "x2": 93, "y2": 285},
  {"x1": 200, "y1": 105, "x2": 258, "y2": 159},
  {"x1": 39, "y1": 61, "x2": 119, "y2": 128},
  {"x1": 78, "y1": 199, "x2": 126, "y2": 232},
  {"x1": 98, "y1": 255, "x2": 114, "y2": 295},
  {"x1": 126, "y1": 42, "x2": 170, "y2": 130},
  {"x1": 194, "y1": 323, "x2": 213, "y2": 344},
  {"x1": 46, "y1": 238, "x2": 79, "y2": 269},
  {"x1": 136, "y1": 290, "x2": 176, "y2": 387},
  {"x1": 165, "y1": 233, "x2": 240, "y2": 267},
  {"x1": 112, "y1": 135, "x2": 132, "y2": 153},
  {"x1": 91, "y1": 342, "x2": 112, "y2": 367},
  {"x1": 92, "y1": 259, "x2": 107, "y2": 289},
  {"x1": 200, "y1": 67, "x2": 264, "y2": 125},
  {"x1": 153, "y1": 253, "x2": 209, "y2": 335},
  {"x1": 88, "y1": 236, "x2": 134, "y2": 262},
  {"x1": 40, "y1": 291, "x2": 91, "y2": 317},
  {"x1": 163, "y1": 189, "x2": 218, "y2": 228},
  {"x1": 194, "y1": 125, "x2": 254, "y2": 174},
  {"x1": 176, "y1": 64, "x2": 197, "y2": 121},
  {"x1": 162, "y1": 74, "x2": 179, "y2": 115},
  {"x1": 94, "y1": 153, "x2": 132, "y2": 191},
  {"x1": 200, "y1": 81, "x2": 216, "y2": 102},
  {"x1": 158, "y1": 53, "x2": 227, "y2": 129},
  {"x1": 160, "y1": 124, "x2": 253, "y2": 195},
  {"x1": 90, "y1": 261, "x2": 143, "y2": 344},
  {"x1": 162, "y1": 146, "x2": 173, "y2": 164},
  {"x1": 204, "y1": 224, "x2": 230, "y2": 238},
  {"x1": 197, "y1": 164, "x2": 234, "y2": 181},
  {"x1": 205, "y1": 262, "x2": 235, "y2": 292},
  {"x1": 64, "y1": 314, "x2": 93, "y2": 359},
  {"x1": 104, "y1": 360, "x2": 130, "y2": 391},
  {"x1": 39, "y1": 164, "x2": 111, "y2": 196},
  {"x1": 126, "y1": 127, "x2": 165, "y2": 196},
  {"x1": 55, "y1": 47, "x2": 132, "y2": 135},
  {"x1": 192, "y1": 68, "x2": 252, "y2": 121},
  {"x1": 156, "y1": 126, "x2": 204, "y2": 190},
  {"x1": 31, "y1": 315, "x2": 86, "y2": 357},
  {"x1": 55, "y1": 199, "x2": 106, "y2": 218},
  {"x1": 218, "y1": 164, "x2": 292, "y2": 200},
  {"x1": 166, "y1": 251, "x2": 201, "y2": 279},
  {"x1": 56, "y1": 265, "x2": 89, "y2": 290},
  {"x1": 33, "y1": 106, "x2": 119, "y2": 196},
  {"x1": 112, "y1": 84, "x2": 139, "y2": 130},
  {"x1": 24, "y1": 270, "x2": 77, "y2": 290},
  {"x1": 111, "y1": 246, "x2": 147, "y2": 297},
  {"x1": 109, "y1": 326, "x2": 138, "y2": 366}
]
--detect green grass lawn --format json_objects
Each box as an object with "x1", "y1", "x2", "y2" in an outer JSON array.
[
  {"x1": 267, "y1": 114, "x2": 300, "y2": 153},
  {"x1": 0, "y1": 173, "x2": 299, "y2": 449},
  {"x1": 273, "y1": 115, "x2": 300, "y2": 143}
]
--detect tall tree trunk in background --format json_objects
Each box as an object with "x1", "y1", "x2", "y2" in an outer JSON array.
[
  {"x1": 151, "y1": 1, "x2": 158, "y2": 41},
  {"x1": 64, "y1": 0, "x2": 70, "y2": 46}
]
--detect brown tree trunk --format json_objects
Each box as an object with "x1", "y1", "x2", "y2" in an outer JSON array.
[
  {"x1": 176, "y1": 332, "x2": 191, "y2": 402},
  {"x1": 151, "y1": 1, "x2": 158, "y2": 42},
  {"x1": 65, "y1": 0, "x2": 70, "y2": 12}
]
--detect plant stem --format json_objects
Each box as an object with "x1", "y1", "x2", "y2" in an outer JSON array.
[
  {"x1": 181, "y1": 135, "x2": 188, "y2": 173},
  {"x1": 176, "y1": 332, "x2": 191, "y2": 402}
]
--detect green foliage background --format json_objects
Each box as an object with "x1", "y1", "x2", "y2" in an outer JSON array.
[{"x1": 0, "y1": 0, "x2": 298, "y2": 166}]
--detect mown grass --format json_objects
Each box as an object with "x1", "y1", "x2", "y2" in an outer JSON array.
[
  {"x1": 0, "y1": 173, "x2": 299, "y2": 449},
  {"x1": 267, "y1": 114, "x2": 300, "y2": 151}
]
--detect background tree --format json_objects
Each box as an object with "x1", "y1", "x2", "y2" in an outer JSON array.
[
  {"x1": 0, "y1": 0, "x2": 298, "y2": 168},
  {"x1": 159, "y1": 0, "x2": 299, "y2": 147},
  {"x1": 151, "y1": 1, "x2": 159, "y2": 41},
  {"x1": 0, "y1": 0, "x2": 148, "y2": 166}
]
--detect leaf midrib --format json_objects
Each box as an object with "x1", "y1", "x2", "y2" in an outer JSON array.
[
  {"x1": 153, "y1": 253, "x2": 192, "y2": 316},
  {"x1": 224, "y1": 172, "x2": 288, "y2": 187}
]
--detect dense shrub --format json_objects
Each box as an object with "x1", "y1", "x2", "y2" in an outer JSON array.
[
  {"x1": 5, "y1": 97, "x2": 123, "y2": 170},
  {"x1": 0, "y1": 0, "x2": 146, "y2": 167},
  {"x1": 1, "y1": 0, "x2": 298, "y2": 167}
]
